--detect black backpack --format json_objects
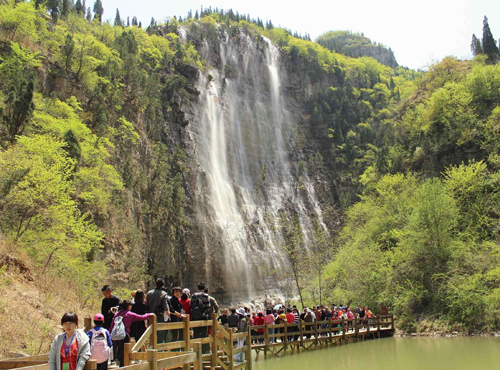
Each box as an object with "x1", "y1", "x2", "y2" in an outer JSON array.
[{"x1": 191, "y1": 292, "x2": 211, "y2": 320}]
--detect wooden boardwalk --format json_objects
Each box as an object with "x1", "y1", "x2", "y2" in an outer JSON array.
[{"x1": 0, "y1": 314, "x2": 394, "y2": 370}]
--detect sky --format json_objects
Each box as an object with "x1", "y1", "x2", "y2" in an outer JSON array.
[{"x1": 98, "y1": 0, "x2": 500, "y2": 70}]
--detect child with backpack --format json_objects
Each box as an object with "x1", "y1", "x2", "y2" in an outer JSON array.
[{"x1": 87, "y1": 314, "x2": 113, "y2": 370}]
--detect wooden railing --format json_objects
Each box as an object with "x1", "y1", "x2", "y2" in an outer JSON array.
[
  {"x1": 247, "y1": 314, "x2": 394, "y2": 358},
  {"x1": 0, "y1": 314, "x2": 393, "y2": 370},
  {"x1": 124, "y1": 314, "x2": 251, "y2": 370}
]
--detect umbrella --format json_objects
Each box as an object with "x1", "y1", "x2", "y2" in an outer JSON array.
[{"x1": 274, "y1": 304, "x2": 283, "y2": 310}]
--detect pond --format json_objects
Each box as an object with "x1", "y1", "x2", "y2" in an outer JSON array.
[{"x1": 253, "y1": 336, "x2": 500, "y2": 370}]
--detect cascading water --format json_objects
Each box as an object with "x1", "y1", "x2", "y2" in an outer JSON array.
[{"x1": 185, "y1": 26, "x2": 327, "y2": 301}]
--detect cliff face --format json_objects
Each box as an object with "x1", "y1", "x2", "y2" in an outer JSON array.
[
  {"x1": 153, "y1": 25, "x2": 335, "y2": 300},
  {"x1": 0, "y1": 4, "x2": 400, "y2": 304}
]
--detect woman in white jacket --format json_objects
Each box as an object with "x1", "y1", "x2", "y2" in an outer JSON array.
[{"x1": 49, "y1": 312, "x2": 91, "y2": 370}]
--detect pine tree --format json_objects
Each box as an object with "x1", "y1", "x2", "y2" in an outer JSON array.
[
  {"x1": 131, "y1": 16, "x2": 138, "y2": 26},
  {"x1": 114, "y1": 9, "x2": 122, "y2": 27},
  {"x1": 62, "y1": 0, "x2": 70, "y2": 18},
  {"x1": 482, "y1": 16, "x2": 499, "y2": 64},
  {"x1": 93, "y1": 0, "x2": 103, "y2": 22},
  {"x1": 34, "y1": 0, "x2": 45, "y2": 10},
  {"x1": 63, "y1": 129, "x2": 81, "y2": 164},
  {"x1": 62, "y1": 33, "x2": 74, "y2": 70},
  {"x1": 47, "y1": 0, "x2": 61, "y2": 23},
  {"x1": 126, "y1": 16, "x2": 130, "y2": 27},
  {"x1": 75, "y1": 0, "x2": 83, "y2": 15},
  {"x1": 3, "y1": 79, "x2": 35, "y2": 142},
  {"x1": 86, "y1": 7, "x2": 92, "y2": 22},
  {"x1": 471, "y1": 34, "x2": 483, "y2": 56},
  {"x1": 138, "y1": 21, "x2": 142, "y2": 28}
]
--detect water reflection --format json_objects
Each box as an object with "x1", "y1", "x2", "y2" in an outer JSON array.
[{"x1": 253, "y1": 337, "x2": 500, "y2": 370}]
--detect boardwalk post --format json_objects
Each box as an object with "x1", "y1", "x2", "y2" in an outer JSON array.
[
  {"x1": 283, "y1": 321, "x2": 288, "y2": 352},
  {"x1": 193, "y1": 342, "x2": 203, "y2": 370},
  {"x1": 87, "y1": 359, "x2": 97, "y2": 370},
  {"x1": 391, "y1": 314, "x2": 395, "y2": 330},
  {"x1": 354, "y1": 317, "x2": 359, "y2": 340},
  {"x1": 314, "y1": 321, "x2": 319, "y2": 348},
  {"x1": 264, "y1": 322, "x2": 268, "y2": 359},
  {"x1": 327, "y1": 318, "x2": 332, "y2": 345},
  {"x1": 229, "y1": 330, "x2": 235, "y2": 370},
  {"x1": 342, "y1": 318, "x2": 346, "y2": 341},
  {"x1": 123, "y1": 342, "x2": 133, "y2": 367},
  {"x1": 246, "y1": 327, "x2": 252, "y2": 370},
  {"x1": 150, "y1": 314, "x2": 157, "y2": 349},
  {"x1": 299, "y1": 320, "x2": 304, "y2": 349},
  {"x1": 211, "y1": 313, "x2": 218, "y2": 370},
  {"x1": 147, "y1": 349, "x2": 157, "y2": 370},
  {"x1": 377, "y1": 316, "x2": 381, "y2": 338},
  {"x1": 84, "y1": 318, "x2": 92, "y2": 331},
  {"x1": 183, "y1": 315, "x2": 191, "y2": 351}
]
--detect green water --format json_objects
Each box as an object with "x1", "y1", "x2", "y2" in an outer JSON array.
[{"x1": 253, "y1": 337, "x2": 500, "y2": 370}]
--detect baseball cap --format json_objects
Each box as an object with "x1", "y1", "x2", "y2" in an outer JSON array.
[{"x1": 94, "y1": 313, "x2": 104, "y2": 321}]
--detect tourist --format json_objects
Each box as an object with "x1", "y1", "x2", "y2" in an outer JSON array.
[
  {"x1": 101, "y1": 285, "x2": 120, "y2": 330},
  {"x1": 234, "y1": 309, "x2": 248, "y2": 362},
  {"x1": 204, "y1": 286, "x2": 220, "y2": 315},
  {"x1": 169, "y1": 287, "x2": 186, "y2": 344},
  {"x1": 219, "y1": 309, "x2": 229, "y2": 327},
  {"x1": 49, "y1": 312, "x2": 91, "y2": 370},
  {"x1": 304, "y1": 308, "x2": 315, "y2": 339},
  {"x1": 228, "y1": 308, "x2": 239, "y2": 328},
  {"x1": 109, "y1": 300, "x2": 153, "y2": 367},
  {"x1": 130, "y1": 290, "x2": 147, "y2": 342},
  {"x1": 292, "y1": 308, "x2": 300, "y2": 341},
  {"x1": 191, "y1": 283, "x2": 212, "y2": 353},
  {"x1": 264, "y1": 309, "x2": 275, "y2": 343},
  {"x1": 276, "y1": 313, "x2": 286, "y2": 342},
  {"x1": 146, "y1": 278, "x2": 170, "y2": 344},
  {"x1": 253, "y1": 311, "x2": 265, "y2": 344},
  {"x1": 179, "y1": 289, "x2": 191, "y2": 319},
  {"x1": 87, "y1": 314, "x2": 112, "y2": 370}
]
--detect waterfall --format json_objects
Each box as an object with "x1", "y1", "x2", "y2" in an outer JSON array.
[{"x1": 186, "y1": 26, "x2": 327, "y2": 301}]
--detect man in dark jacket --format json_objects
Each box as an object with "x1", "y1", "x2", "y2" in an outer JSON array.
[
  {"x1": 227, "y1": 308, "x2": 239, "y2": 328},
  {"x1": 101, "y1": 285, "x2": 120, "y2": 330},
  {"x1": 146, "y1": 278, "x2": 170, "y2": 344},
  {"x1": 191, "y1": 283, "x2": 211, "y2": 353}
]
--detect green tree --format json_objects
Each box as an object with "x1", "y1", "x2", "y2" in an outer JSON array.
[
  {"x1": 75, "y1": 0, "x2": 83, "y2": 15},
  {"x1": 482, "y1": 16, "x2": 499, "y2": 64},
  {"x1": 92, "y1": 0, "x2": 103, "y2": 22},
  {"x1": 47, "y1": 0, "x2": 61, "y2": 23},
  {"x1": 86, "y1": 7, "x2": 91, "y2": 22},
  {"x1": 471, "y1": 34, "x2": 483, "y2": 56},
  {"x1": 114, "y1": 8, "x2": 122, "y2": 27},
  {"x1": 63, "y1": 129, "x2": 81, "y2": 165},
  {"x1": 62, "y1": 33, "x2": 74, "y2": 71},
  {"x1": 2, "y1": 78, "x2": 35, "y2": 142},
  {"x1": 61, "y1": 0, "x2": 70, "y2": 18}
]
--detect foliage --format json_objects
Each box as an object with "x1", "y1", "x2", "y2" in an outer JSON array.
[{"x1": 323, "y1": 163, "x2": 500, "y2": 332}]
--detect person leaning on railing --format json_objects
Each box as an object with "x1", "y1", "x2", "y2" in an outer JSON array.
[
  {"x1": 49, "y1": 312, "x2": 91, "y2": 370},
  {"x1": 110, "y1": 300, "x2": 154, "y2": 367}
]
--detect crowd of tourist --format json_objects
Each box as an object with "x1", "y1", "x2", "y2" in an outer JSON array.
[{"x1": 50, "y1": 280, "x2": 374, "y2": 369}]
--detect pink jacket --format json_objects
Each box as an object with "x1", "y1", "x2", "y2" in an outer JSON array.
[{"x1": 109, "y1": 310, "x2": 151, "y2": 336}]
